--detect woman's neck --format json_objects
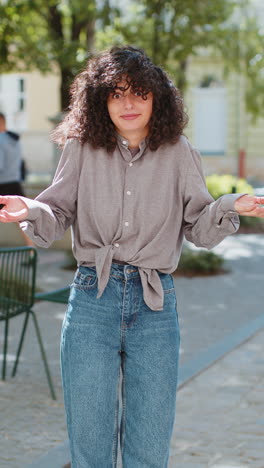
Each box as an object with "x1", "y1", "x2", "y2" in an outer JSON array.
[{"x1": 117, "y1": 128, "x2": 148, "y2": 149}]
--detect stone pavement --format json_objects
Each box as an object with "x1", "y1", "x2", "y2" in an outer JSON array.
[
  {"x1": 0, "y1": 234, "x2": 263, "y2": 468},
  {"x1": 169, "y1": 327, "x2": 264, "y2": 467}
]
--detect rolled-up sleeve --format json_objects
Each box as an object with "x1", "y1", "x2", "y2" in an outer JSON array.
[
  {"x1": 19, "y1": 139, "x2": 80, "y2": 247},
  {"x1": 183, "y1": 147, "x2": 243, "y2": 249}
]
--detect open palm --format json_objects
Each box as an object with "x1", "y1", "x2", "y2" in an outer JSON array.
[
  {"x1": 234, "y1": 195, "x2": 264, "y2": 218},
  {"x1": 0, "y1": 196, "x2": 29, "y2": 223}
]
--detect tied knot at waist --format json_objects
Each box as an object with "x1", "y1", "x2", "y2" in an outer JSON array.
[{"x1": 95, "y1": 245, "x2": 164, "y2": 311}]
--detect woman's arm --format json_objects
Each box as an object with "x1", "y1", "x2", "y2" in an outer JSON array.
[
  {"x1": 182, "y1": 147, "x2": 263, "y2": 249},
  {"x1": 0, "y1": 139, "x2": 81, "y2": 247}
]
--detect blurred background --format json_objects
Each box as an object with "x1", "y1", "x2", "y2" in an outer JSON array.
[{"x1": 1, "y1": 3, "x2": 264, "y2": 467}]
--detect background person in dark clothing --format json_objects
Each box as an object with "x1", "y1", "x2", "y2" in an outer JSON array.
[{"x1": 0, "y1": 112, "x2": 34, "y2": 247}]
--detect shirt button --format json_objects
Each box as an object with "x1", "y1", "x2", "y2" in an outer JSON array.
[
  {"x1": 124, "y1": 222, "x2": 129, "y2": 227},
  {"x1": 114, "y1": 242, "x2": 120, "y2": 247},
  {"x1": 129, "y1": 162, "x2": 133, "y2": 167},
  {"x1": 126, "y1": 191, "x2": 131, "y2": 195}
]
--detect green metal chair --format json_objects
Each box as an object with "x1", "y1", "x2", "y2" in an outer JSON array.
[
  {"x1": 0, "y1": 246, "x2": 56, "y2": 400},
  {"x1": 35, "y1": 286, "x2": 70, "y2": 304}
]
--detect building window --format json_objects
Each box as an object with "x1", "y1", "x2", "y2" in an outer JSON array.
[
  {"x1": 19, "y1": 78, "x2": 24, "y2": 93},
  {"x1": 0, "y1": 74, "x2": 27, "y2": 131},
  {"x1": 193, "y1": 84, "x2": 227, "y2": 155},
  {"x1": 18, "y1": 78, "x2": 25, "y2": 112}
]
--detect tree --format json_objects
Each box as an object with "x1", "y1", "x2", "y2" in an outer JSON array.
[
  {"x1": 1, "y1": 0, "x2": 264, "y2": 118},
  {"x1": 96, "y1": 0, "x2": 264, "y2": 119},
  {"x1": 216, "y1": 2, "x2": 264, "y2": 120},
  {"x1": 0, "y1": 0, "x2": 98, "y2": 110},
  {"x1": 97, "y1": 1, "x2": 236, "y2": 89}
]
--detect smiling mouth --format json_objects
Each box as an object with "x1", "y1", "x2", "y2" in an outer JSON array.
[{"x1": 121, "y1": 114, "x2": 140, "y2": 120}]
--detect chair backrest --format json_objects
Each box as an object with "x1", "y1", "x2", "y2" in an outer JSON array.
[{"x1": 0, "y1": 247, "x2": 37, "y2": 318}]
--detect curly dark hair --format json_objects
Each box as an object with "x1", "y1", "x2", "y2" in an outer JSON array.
[{"x1": 52, "y1": 46, "x2": 188, "y2": 152}]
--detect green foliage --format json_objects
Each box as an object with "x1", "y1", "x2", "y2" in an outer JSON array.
[
  {"x1": 237, "y1": 215, "x2": 264, "y2": 228},
  {"x1": 177, "y1": 248, "x2": 225, "y2": 275},
  {"x1": 1, "y1": 0, "x2": 264, "y2": 118},
  {"x1": 96, "y1": 0, "x2": 264, "y2": 119},
  {"x1": 206, "y1": 174, "x2": 254, "y2": 200},
  {"x1": 95, "y1": 0, "x2": 237, "y2": 90},
  {"x1": 0, "y1": 0, "x2": 99, "y2": 108},
  {"x1": 206, "y1": 174, "x2": 264, "y2": 230}
]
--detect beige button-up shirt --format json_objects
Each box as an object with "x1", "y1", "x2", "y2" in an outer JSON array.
[{"x1": 20, "y1": 135, "x2": 241, "y2": 311}]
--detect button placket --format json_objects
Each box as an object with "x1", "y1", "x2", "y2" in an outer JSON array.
[{"x1": 122, "y1": 163, "x2": 134, "y2": 235}]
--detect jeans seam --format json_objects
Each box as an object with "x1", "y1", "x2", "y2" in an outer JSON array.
[
  {"x1": 111, "y1": 366, "x2": 121, "y2": 467},
  {"x1": 61, "y1": 321, "x2": 75, "y2": 465},
  {"x1": 121, "y1": 279, "x2": 127, "y2": 336},
  {"x1": 120, "y1": 357, "x2": 126, "y2": 456}
]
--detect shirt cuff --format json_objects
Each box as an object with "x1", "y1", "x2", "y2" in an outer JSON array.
[
  {"x1": 220, "y1": 193, "x2": 247, "y2": 212},
  {"x1": 18, "y1": 196, "x2": 44, "y2": 221}
]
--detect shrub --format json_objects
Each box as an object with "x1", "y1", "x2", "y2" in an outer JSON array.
[
  {"x1": 205, "y1": 174, "x2": 264, "y2": 230},
  {"x1": 176, "y1": 248, "x2": 225, "y2": 276},
  {"x1": 205, "y1": 174, "x2": 253, "y2": 200}
]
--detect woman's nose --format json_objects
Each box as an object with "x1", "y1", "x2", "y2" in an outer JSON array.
[{"x1": 123, "y1": 94, "x2": 134, "y2": 109}]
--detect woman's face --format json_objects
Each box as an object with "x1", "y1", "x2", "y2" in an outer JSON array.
[{"x1": 107, "y1": 81, "x2": 153, "y2": 139}]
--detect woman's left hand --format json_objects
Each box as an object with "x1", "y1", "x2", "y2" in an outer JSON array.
[{"x1": 234, "y1": 195, "x2": 264, "y2": 217}]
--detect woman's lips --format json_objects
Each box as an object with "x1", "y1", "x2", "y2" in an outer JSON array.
[{"x1": 120, "y1": 114, "x2": 140, "y2": 120}]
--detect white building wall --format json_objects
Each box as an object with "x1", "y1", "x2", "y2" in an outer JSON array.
[{"x1": 0, "y1": 70, "x2": 60, "y2": 176}]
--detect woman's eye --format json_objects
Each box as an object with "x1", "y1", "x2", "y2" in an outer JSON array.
[
  {"x1": 112, "y1": 93, "x2": 121, "y2": 99},
  {"x1": 134, "y1": 91, "x2": 143, "y2": 97}
]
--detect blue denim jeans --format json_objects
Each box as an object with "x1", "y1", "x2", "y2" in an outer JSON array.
[{"x1": 60, "y1": 263, "x2": 180, "y2": 468}]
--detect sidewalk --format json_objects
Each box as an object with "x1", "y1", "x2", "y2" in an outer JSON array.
[
  {"x1": 170, "y1": 327, "x2": 264, "y2": 467},
  {"x1": 0, "y1": 234, "x2": 263, "y2": 468}
]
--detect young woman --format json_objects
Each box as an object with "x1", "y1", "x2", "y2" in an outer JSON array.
[{"x1": 0, "y1": 46, "x2": 263, "y2": 468}]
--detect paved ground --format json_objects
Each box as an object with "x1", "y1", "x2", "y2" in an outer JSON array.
[
  {"x1": 176, "y1": 233, "x2": 264, "y2": 365},
  {"x1": 170, "y1": 328, "x2": 264, "y2": 467},
  {"x1": 0, "y1": 233, "x2": 263, "y2": 467}
]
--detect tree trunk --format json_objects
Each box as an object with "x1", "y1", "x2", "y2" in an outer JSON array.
[
  {"x1": 60, "y1": 67, "x2": 74, "y2": 111},
  {"x1": 151, "y1": 1, "x2": 163, "y2": 64},
  {"x1": 177, "y1": 59, "x2": 188, "y2": 92},
  {"x1": 86, "y1": 19, "x2": 96, "y2": 54}
]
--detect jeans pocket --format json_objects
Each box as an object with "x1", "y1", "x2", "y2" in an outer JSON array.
[{"x1": 72, "y1": 266, "x2": 98, "y2": 291}]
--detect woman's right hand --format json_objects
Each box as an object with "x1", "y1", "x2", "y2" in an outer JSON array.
[{"x1": 0, "y1": 196, "x2": 29, "y2": 223}]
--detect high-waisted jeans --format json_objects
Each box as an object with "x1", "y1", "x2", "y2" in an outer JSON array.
[{"x1": 60, "y1": 262, "x2": 180, "y2": 468}]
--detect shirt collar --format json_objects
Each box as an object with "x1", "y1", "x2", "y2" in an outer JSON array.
[
  {"x1": 115, "y1": 132, "x2": 147, "y2": 152},
  {"x1": 116, "y1": 133, "x2": 148, "y2": 162}
]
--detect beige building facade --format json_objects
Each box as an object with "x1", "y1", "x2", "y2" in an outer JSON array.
[
  {"x1": 0, "y1": 70, "x2": 60, "y2": 176},
  {"x1": 1, "y1": 54, "x2": 263, "y2": 181},
  {"x1": 185, "y1": 53, "x2": 264, "y2": 181}
]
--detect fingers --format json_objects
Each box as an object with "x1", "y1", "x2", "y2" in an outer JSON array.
[
  {"x1": 0, "y1": 206, "x2": 28, "y2": 223},
  {"x1": 242, "y1": 206, "x2": 264, "y2": 218},
  {"x1": 0, "y1": 195, "x2": 9, "y2": 204},
  {"x1": 0, "y1": 212, "x2": 12, "y2": 223},
  {"x1": 255, "y1": 196, "x2": 264, "y2": 205}
]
